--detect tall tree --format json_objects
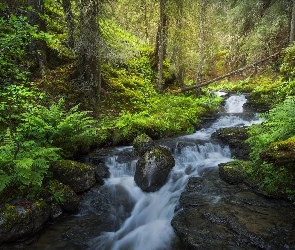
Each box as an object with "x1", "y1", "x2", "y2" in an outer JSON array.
[
  {"x1": 172, "y1": 0, "x2": 185, "y2": 86},
  {"x1": 62, "y1": 0, "x2": 75, "y2": 48},
  {"x1": 28, "y1": 0, "x2": 47, "y2": 74},
  {"x1": 78, "y1": 0, "x2": 101, "y2": 110},
  {"x1": 195, "y1": 0, "x2": 206, "y2": 95},
  {"x1": 290, "y1": 0, "x2": 295, "y2": 43},
  {"x1": 155, "y1": 0, "x2": 168, "y2": 92}
]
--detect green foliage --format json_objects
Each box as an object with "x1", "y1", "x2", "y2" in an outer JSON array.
[
  {"x1": 246, "y1": 96, "x2": 295, "y2": 161},
  {"x1": 18, "y1": 99, "x2": 100, "y2": 158},
  {"x1": 0, "y1": 14, "x2": 35, "y2": 87},
  {"x1": 245, "y1": 161, "x2": 295, "y2": 201},
  {"x1": 113, "y1": 92, "x2": 222, "y2": 143},
  {"x1": 244, "y1": 96, "x2": 295, "y2": 201},
  {"x1": 280, "y1": 42, "x2": 295, "y2": 81},
  {"x1": 0, "y1": 133, "x2": 60, "y2": 193}
]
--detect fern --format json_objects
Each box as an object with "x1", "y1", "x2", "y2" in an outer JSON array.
[
  {"x1": 18, "y1": 99, "x2": 100, "y2": 157},
  {"x1": 247, "y1": 96, "x2": 295, "y2": 161},
  {"x1": 0, "y1": 134, "x2": 60, "y2": 193}
]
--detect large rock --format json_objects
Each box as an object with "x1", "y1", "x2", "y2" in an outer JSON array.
[
  {"x1": 172, "y1": 168, "x2": 295, "y2": 249},
  {"x1": 219, "y1": 161, "x2": 247, "y2": 184},
  {"x1": 48, "y1": 180, "x2": 80, "y2": 212},
  {"x1": 133, "y1": 134, "x2": 155, "y2": 156},
  {"x1": 0, "y1": 200, "x2": 51, "y2": 243},
  {"x1": 260, "y1": 137, "x2": 295, "y2": 167},
  {"x1": 134, "y1": 146, "x2": 175, "y2": 192},
  {"x1": 211, "y1": 126, "x2": 250, "y2": 160},
  {"x1": 93, "y1": 163, "x2": 110, "y2": 185},
  {"x1": 50, "y1": 160, "x2": 96, "y2": 193}
]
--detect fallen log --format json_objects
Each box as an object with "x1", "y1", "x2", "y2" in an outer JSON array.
[{"x1": 173, "y1": 52, "x2": 280, "y2": 93}]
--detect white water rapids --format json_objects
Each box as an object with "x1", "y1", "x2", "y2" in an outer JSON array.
[{"x1": 88, "y1": 94, "x2": 260, "y2": 250}]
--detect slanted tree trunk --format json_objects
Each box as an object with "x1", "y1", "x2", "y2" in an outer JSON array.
[
  {"x1": 28, "y1": 0, "x2": 47, "y2": 75},
  {"x1": 290, "y1": 0, "x2": 295, "y2": 44},
  {"x1": 78, "y1": 0, "x2": 101, "y2": 109},
  {"x1": 62, "y1": 0, "x2": 75, "y2": 48}
]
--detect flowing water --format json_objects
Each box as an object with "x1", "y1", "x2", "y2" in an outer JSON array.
[
  {"x1": 15, "y1": 93, "x2": 263, "y2": 250},
  {"x1": 86, "y1": 93, "x2": 260, "y2": 250}
]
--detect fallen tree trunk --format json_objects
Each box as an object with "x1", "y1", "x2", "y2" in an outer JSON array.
[{"x1": 174, "y1": 52, "x2": 280, "y2": 93}]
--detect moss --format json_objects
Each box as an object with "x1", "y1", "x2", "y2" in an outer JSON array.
[
  {"x1": 269, "y1": 137, "x2": 295, "y2": 151},
  {"x1": 0, "y1": 204, "x2": 26, "y2": 230},
  {"x1": 52, "y1": 160, "x2": 93, "y2": 175},
  {"x1": 219, "y1": 161, "x2": 248, "y2": 184}
]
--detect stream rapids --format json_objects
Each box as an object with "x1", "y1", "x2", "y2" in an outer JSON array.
[{"x1": 22, "y1": 93, "x2": 295, "y2": 250}]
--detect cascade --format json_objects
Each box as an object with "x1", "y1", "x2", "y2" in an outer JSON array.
[{"x1": 87, "y1": 94, "x2": 259, "y2": 250}]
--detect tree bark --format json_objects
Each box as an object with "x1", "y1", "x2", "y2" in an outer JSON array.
[
  {"x1": 157, "y1": 0, "x2": 164, "y2": 92},
  {"x1": 62, "y1": 0, "x2": 75, "y2": 48},
  {"x1": 195, "y1": 0, "x2": 206, "y2": 96},
  {"x1": 290, "y1": 0, "x2": 295, "y2": 44},
  {"x1": 173, "y1": 0, "x2": 184, "y2": 87},
  {"x1": 153, "y1": 0, "x2": 167, "y2": 92},
  {"x1": 28, "y1": 0, "x2": 47, "y2": 74},
  {"x1": 78, "y1": 0, "x2": 101, "y2": 108}
]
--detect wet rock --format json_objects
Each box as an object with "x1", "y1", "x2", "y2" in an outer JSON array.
[
  {"x1": 175, "y1": 141, "x2": 197, "y2": 154},
  {"x1": 211, "y1": 126, "x2": 250, "y2": 160},
  {"x1": 48, "y1": 180, "x2": 80, "y2": 213},
  {"x1": 0, "y1": 200, "x2": 51, "y2": 243},
  {"x1": 50, "y1": 160, "x2": 96, "y2": 193},
  {"x1": 133, "y1": 134, "x2": 155, "y2": 156},
  {"x1": 219, "y1": 161, "x2": 247, "y2": 184},
  {"x1": 134, "y1": 146, "x2": 175, "y2": 192},
  {"x1": 172, "y1": 168, "x2": 295, "y2": 249},
  {"x1": 93, "y1": 163, "x2": 110, "y2": 185}
]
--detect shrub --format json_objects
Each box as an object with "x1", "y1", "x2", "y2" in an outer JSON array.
[
  {"x1": 246, "y1": 96, "x2": 295, "y2": 161},
  {"x1": 18, "y1": 99, "x2": 100, "y2": 158}
]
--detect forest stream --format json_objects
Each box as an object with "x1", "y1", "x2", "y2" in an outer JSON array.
[{"x1": 19, "y1": 93, "x2": 295, "y2": 250}]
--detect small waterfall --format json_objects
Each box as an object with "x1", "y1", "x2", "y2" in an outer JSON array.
[
  {"x1": 88, "y1": 94, "x2": 257, "y2": 250},
  {"x1": 224, "y1": 94, "x2": 247, "y2": 113}
]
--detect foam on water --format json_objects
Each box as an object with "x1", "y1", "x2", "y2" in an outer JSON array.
[{"x1": 88, "y1": 94, "x2": 258, "y2": 250}]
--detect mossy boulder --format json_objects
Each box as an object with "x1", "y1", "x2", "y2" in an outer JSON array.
[
  {"x1": 134, "y1": 146, "x2": 175, "y2": 192},
  {"x1": 133, "y1": 133, "x2": 155, "y2": 156},
  {"x1": 48, "y1": 180, "x2": 80, "y2": 212},
  {"x1": 260, "y1": 137, "x2": 295, "y2": 167},
  {"x1": 219, "y1": 161, "x2": 247, "y2": 184},
  {"x1": 50, "y1": 160, "x2": 96, "y2": 193},
  {"x1": 0, "y1": 200, "x2": 51, "y2": 243}
]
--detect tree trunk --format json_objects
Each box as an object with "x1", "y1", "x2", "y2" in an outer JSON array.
[
  {"x1": 173, "y1": 0, "x2": 184, "y2": 87},
  {"x1": 62, "y1": 0, "x2": 75, "y2": 48},
  {"x1": 195, "y1": 0, "x2": 206, "y2": 96},
  {"x1": 290, "y1": 0, "x2": 295, "y2": 44},
  {"x1": 28, "y1": 0, "x2": 47, "y2": 74},
  {"x1": 78, "y1": 0, "x2": 101, "y2": 109},
  {"x1": 156, "y1": 0, "x2": 167, "y2": 92},
  {"x1": 176, "y1": 52, "x2": 280, "y2": 93}
]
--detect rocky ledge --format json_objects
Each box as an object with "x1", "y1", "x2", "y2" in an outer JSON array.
[{"x1": 171, "y1": 167, "x2": 295, "y2": 249}]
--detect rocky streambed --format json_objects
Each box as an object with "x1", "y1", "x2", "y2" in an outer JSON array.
[
  {"x1": 2, "y1": 93, "x2": 295, "y2": 250},
  {"x1": 172, "y1": 167, "x2": 295, "y2": 249}
]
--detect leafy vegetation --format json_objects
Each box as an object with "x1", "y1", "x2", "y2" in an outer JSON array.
[{"x1": 1, "y1": 0, "x2": 295, "y2": 205}]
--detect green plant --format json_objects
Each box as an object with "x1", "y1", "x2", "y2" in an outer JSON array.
[
  {"x1": 18, "y1": 99, "x2": 100, "y2": 158},
  {"x1": 247, "y1": 96, "x2": 295, "y2": 161},
  {"x1": 0, "y1": 133, "x2": 60, "y2": 193}
]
